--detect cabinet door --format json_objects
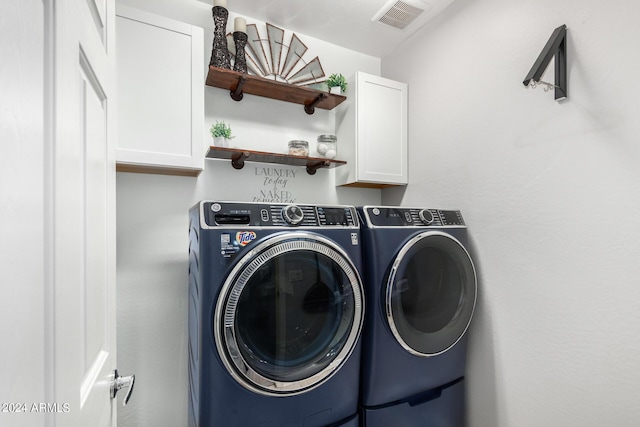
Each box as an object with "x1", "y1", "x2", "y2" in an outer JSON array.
[
  {"x1": 115, "y1": 5, "x2": 204, "y2": 176},
  {"x1": 357, "y1": 73, "x2": 407, "y2": 185}
]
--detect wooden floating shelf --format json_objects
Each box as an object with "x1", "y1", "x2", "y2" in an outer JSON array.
[
  {"x1": 205, "y1": 67, "x2": 347, "y2": 114},
  {"x1": 206, "y1": 146, "x2": 346, "y2": 175}
]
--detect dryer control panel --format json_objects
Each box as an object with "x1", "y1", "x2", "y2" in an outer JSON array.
[
  {"x1": 362, "y1": 206, "x2": 465, "y2": 227},
  {"x1": 201, "y1": 201, "x2": 359, "y2": 228}
]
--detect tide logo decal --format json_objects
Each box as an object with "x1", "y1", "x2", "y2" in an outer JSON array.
[{"x1": 236, "y1": 231, "x2": 257, "y2": 246}]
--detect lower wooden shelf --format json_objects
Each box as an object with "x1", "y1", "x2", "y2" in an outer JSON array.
[
  {"x1": 205, "y1": 146, "x2": 346, "y2": 175},
  {"x1": 115, "y1": 163, "x2": 202, "y2": 177}
]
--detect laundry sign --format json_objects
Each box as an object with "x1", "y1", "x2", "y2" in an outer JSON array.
[
  {"x1": 252, "y1": 166, "x2": 299, "y2": 203},
  {"x1": 202, "y1": 162, "x2": 338, "y2": 204}
]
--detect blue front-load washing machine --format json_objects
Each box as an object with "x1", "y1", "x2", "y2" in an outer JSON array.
[
  {"x1": 188, "y1": 201, "x2": 365, "y2": 427},
  {"x1": 357, "y1": 206, "x2": 477, "y2": 426}
]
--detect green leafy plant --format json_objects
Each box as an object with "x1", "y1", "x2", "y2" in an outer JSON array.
[
  {"x1": 210, "y1": 121, "x2": 234, "y2": 139},
  {"x1": 326, "y1": 73, "x2": 347, "y2": 92}
]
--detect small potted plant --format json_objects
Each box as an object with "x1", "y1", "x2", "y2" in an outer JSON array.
[
  {"x1": 210, "y1": 121, "x2": 234, "y2": 147},
  {"x1": 326, "y1": 73, "x2": 347, "y2": 95}
]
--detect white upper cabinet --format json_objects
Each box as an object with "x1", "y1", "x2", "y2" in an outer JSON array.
[
  {"x1": 335, "y1": 72, "x2": 408, "y2": 188},
  {"x1": 116, "y1": 5, "x2": 204, "y2": 176}
]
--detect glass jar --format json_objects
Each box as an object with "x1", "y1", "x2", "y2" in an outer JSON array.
[
  {"x1": 316, "y1": 134, "x2": 337, "y2": 159},
  {"x1": 288, "y1": 140, "x2": 309, "y2": 156}
]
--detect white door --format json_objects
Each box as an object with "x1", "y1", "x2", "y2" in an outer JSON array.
[{"x1": 50, "y1": 0, "x2": 119, "y2": 425}]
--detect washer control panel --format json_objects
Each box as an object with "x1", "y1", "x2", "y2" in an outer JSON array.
[
  {"x1": 202, "y1": 202, "x2": 358, "y2": 227},
  {"x1": 282, "y1": 205, "x2": 305, "y2": 225},
  {"x1": 363, "y1": 206, "x2": 465, "y2": 227}
]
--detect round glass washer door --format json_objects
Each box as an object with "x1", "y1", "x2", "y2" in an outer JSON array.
[
  {"x1": 214, "y1": 232, "x2": 364, "y2": 396},
  {"x1": 386, "y1": 231, "x2": 477, "y2": 357}
]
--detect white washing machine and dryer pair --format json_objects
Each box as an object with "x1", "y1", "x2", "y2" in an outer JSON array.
[{"x1": 357, "y1": 206, "x2": 478, "y2": 427}]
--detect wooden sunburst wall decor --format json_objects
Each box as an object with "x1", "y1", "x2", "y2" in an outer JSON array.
[{"x1": 227, "y1": 22, "x2": 326, "y2": 86}]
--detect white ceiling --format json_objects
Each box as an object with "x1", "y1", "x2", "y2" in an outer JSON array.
[{"x1": 197, "y1": 0, "x2": 455, "y2": 57}]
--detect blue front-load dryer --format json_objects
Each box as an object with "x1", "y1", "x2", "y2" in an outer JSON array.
[
  {"x1": 357, "y1": 206, "x2": 477, "y2": 422},
  {"x1": 188, "y1": 201, "x2": 365, "y2": 427}
]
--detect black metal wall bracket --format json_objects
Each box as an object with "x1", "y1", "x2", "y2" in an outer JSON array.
[
  {"x1": 523, "y1": 24, "x2": 567, "y2": 101},
  {"x1": 304, "y1": 93, "x2": 328, "y2": 115},
  {"x1": 306, "y1": 160, "x2": 331, "y2": 175},
  {"x1": 230, "y1": 75, "x2": 247, "y2": 101},
  {"x1": 230, "y1": 151, "x2": 249, "y2": 169}
]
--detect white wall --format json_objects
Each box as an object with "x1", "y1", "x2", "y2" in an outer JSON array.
[
  {"x1": 115, "y1": 1, "x2": 381, "y2": 425},
  {"x1": 381, "y1": 0, "x2": 640, "y2": 425},
  {"x1": 0, "y1": 2, "x2": 47, "y2": 426}
]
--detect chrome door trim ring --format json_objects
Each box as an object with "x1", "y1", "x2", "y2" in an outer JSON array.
[
  {"x1": 214, "y1": 232, "x2": 364, "y2": 396},
  {"x1": 385, "y1": 231, "x2": 477, "y2": 357}
]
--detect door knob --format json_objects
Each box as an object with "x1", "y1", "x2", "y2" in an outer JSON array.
[{"x1": 111, "y1": 369, "x2": 135, "y2": 406}]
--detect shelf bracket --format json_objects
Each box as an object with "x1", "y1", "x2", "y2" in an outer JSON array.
[
  {"x1": 523, "y1": 24, "x2": 567, "y2": 101},
  {"x1": 306, "y1": 160, "x2": 330, "y2": 175},
  {"x1": 230, "y1": 75, "x2": 247, "y2": 101},
  {"x1": 304, "y1": 93, "x2": 328, "y2": 115},
  {"x1": 231, "y1": 151, "x2": 249, "y2": 169}
]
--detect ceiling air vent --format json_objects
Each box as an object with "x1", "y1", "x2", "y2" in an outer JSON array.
[{"x1": 372, "y1": 0, "x2": 430, "y2": 30}]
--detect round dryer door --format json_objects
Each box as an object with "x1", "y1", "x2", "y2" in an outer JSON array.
[
  {"x1": 386, "y1": 231, "x2": 477, "y2": 357},
  {"x1": 214, "y1": 232, "x2": 364, "y2": 396}
]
